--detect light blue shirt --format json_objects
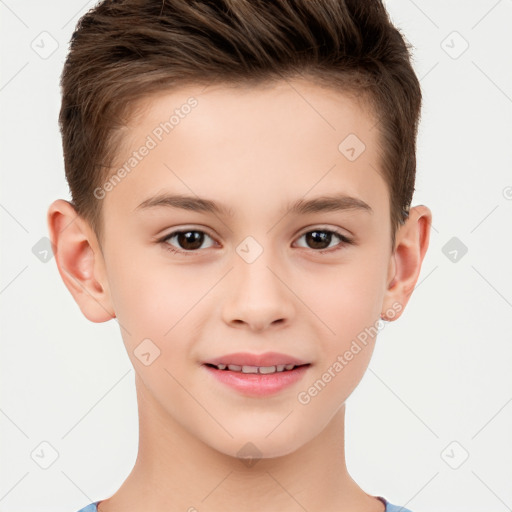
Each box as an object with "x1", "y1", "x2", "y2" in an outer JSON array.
[{"x1": 75, "y1": 496, "x2": 414, "y2": 511}]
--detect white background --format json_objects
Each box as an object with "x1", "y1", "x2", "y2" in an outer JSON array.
[{"x1": 1, "y1": 1, "x2": 511, "y2": 511}]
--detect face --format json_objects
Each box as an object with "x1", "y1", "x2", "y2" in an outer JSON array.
[{"x1": 88, "y1": 80, "x2": 398, "y2": 458}]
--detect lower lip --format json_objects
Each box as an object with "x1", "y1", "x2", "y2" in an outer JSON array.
[{"x1": 202, "y1": 364, "x2": 311, "y2": 397}]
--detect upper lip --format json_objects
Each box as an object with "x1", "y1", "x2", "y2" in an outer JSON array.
[{"x1": 203, "y1": 352, "x2": 310, "y2": 367}]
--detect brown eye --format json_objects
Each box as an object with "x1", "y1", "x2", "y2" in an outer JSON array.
[
  {"x1": 305, "y1": 230, "x2": 332, "y2": 250},
  {"x1": 295, "y1": 229, "x2": 353, "y2": 253},
  {"x1": 162, "y1": 229, "x2": 215, "y2": 254}
]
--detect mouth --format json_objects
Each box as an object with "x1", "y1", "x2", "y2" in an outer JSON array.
[
  {"x1": 203, "y1": 362, "x2": 311, "y2": 374},
  {"x1": 201, "y1": 362, "x2": 312, "y2": 397}
]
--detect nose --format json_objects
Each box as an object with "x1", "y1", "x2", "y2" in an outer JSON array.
[{"x1": 221, "y1": 248, "x2": 295, "y2": 332}]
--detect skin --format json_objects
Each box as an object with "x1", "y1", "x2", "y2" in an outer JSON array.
[{"x1": 48, "y1": 79, "x2": 431, "y2": 512}]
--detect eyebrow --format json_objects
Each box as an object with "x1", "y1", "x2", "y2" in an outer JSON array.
[{"x1": 134, "y1": 192, "x2": 373, "y2": 216}]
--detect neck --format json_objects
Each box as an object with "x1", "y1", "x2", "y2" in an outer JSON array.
[{"x1": 98, "y1": 374, "x2": 384, "y2": 512}]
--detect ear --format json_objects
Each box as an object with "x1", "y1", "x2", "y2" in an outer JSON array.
[
  {"x1": 381, "y1": 205, "x2": 432, "y2": 321},
  {"x1": 47, "y1": 199, "x2": 115, "y2": 322}
]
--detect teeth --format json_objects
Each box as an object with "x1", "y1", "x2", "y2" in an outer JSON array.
[
  {"x1": 215, "y1": 363, "x2": 301, "y2": 374},
  {"x1": 242, "y1": 365, "x2": 259, "y2": 374}
]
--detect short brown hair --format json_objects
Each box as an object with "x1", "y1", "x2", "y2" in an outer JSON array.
[{"x1": 59, "y1": 0, "x2": 421, "y2": 250}]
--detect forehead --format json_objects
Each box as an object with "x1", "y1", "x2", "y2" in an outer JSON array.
[{"x1": 102, "y1": 79, "x2": 387, "y2": 226}]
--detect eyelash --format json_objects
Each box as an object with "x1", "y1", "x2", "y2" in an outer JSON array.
[{"x1": 158, "y1": 227, "x2": 354, "y2": 257}]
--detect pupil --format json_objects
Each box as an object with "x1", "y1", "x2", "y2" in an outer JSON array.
[
  {"x1": 307, "y1": 230, "x2": 331, "y2": 249},
  {"x1": 178, "y1": 231, "x2": 203, "y2": 250}
]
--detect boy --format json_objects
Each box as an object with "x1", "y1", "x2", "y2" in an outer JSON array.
[{"x1": 47, "y1": 0, "x2": 431, "y2": 511}]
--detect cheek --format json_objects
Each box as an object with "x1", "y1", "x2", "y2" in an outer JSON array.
[
  {"x1": 303, "y1": 251, "x2": 387, "y2": 398},
  {"x1": 108, "y1": 247, "x2": 191, "y2": 328},
  {"x1": 309, "y1": 252, "x2": 387, "y2": 330},
  {"x1": 107, "y1": 254, "x2": 211, "y2": 365},
  {"x1": 302, "y1": 273, "x2": 382, "y2": 412}
]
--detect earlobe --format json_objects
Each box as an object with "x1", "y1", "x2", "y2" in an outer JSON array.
[
  {"x1": 47, "y1": 199, "x2": 115, "y2": 322},
  {"x1": 381, "y1": 205, "x2": 432, "y2": 321}
]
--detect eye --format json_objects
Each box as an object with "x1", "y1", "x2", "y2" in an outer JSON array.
[
  {"x1": 158, "y1": 227, "x2": 353, "y2": 257},
  {"x1": 160, "y1": 229, "x2": 217, "y2": 256},
  {"x1": 294, "y1": 228, "x2": 353, "y2": 254}
]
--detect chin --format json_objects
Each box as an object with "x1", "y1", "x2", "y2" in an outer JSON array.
[{"x1": 206, "y1": 429, "x2": 306, "y2": 462}]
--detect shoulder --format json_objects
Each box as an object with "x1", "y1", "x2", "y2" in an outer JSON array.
[
  {"x1": 75, "y1": 498, "x2": 412, "y2": 512},
  {"x1": 74, "y1": 502, "x2": 99, "y2": 512},
  {"x1": 381, "y1": 498, "x2": 415, "y2": 512}
]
